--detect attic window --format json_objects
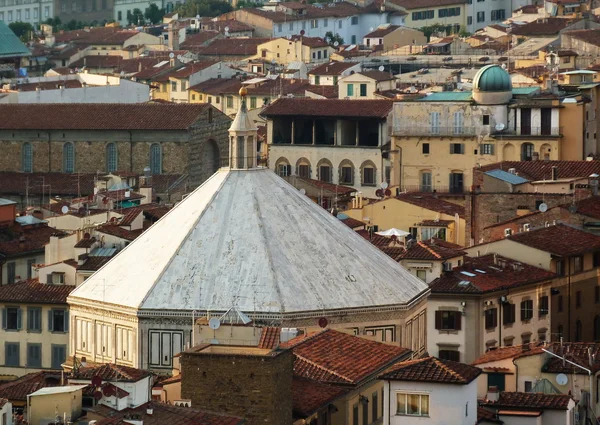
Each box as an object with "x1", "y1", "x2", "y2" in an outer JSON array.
[{"x1": 48, "y1": 272, "x2": 65, "y2": 284}]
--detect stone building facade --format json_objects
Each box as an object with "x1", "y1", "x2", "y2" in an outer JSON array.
[{"x1": 0, "y1": 104, "x2": 231, "y2": 189}]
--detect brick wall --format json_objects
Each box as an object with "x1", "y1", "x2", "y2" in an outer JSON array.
[
  {"x1": 188, "y1": 117, "x2": 231, "y2": 188},
  {"x1": 180, "y1": 349, "x2": 293, "y2": 425}
]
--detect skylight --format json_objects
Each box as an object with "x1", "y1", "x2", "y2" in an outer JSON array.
[
  {"x1": 460, "y1": 271, "x2": 476, "y2": 277},
  {"x1": 475, "y1": 269, "x2": 487, "y2": 274}
]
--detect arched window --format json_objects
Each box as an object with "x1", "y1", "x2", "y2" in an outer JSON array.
[
  {"x1": 275, "y1": 157, "x2": 291, "y2": 177},
  {"x1": 360, "y1": 160, "x2": 377, "y2": 186},
  {"x1": 338, "y1": 159, "x2": 355, "y2": 185},
  {"x1": 106, "y1": 143, "x2": 118, "y2": 173},
  {"x1": 296, "y1": 158, "x2": 312, "y2": 179},
  {"x1": 22, "y1": 142, "x2": 33, "y2": 173},
  {"x1": 316, "y1": 158, "x2": 333, "y2": 183},
  {"x1": 521, "y1": 143, "x2": 534, "y2": 161},
  {"x1": 63, "y1": 142, "x2": 75, "y2": 173},
  {"x1": 595, "y1": 316, "x2": 600, "y2": 341},
  {"x1": 575, "y1": 320, "x2": 582, "y2": 342},
  {"x1": 150, "y1": 143, "x2": 162, "y2": 175}
]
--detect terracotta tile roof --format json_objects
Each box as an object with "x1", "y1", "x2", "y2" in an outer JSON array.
[
  {"x1": 132, "y1": 62, "x2": 172, "y2": 80},
  {"x1": 0, "y1": 371, "x2": 61, "y2": 401},
  {"x1": 563, "y1": 28, "x2": 600, "y2": 47},
  {"x1": 477, "y1": 407, "x2": 503, "y2": 424},
  {"x1": 202, "y1": 19, "x2": 254, "y2": 33},
  {"x1": 0, "y1": 104, "x2": 213, "y2": 131},
  {"x1": 339, "y1": 216, "x2": 365, "y2": 229},
  {"x1": 356, "y1": 229, "x2": 405, "y2": 261},
  {"x1": 395, "y1": 193, "x2": 465, "y2": 218},
  {"x1": 143, "y1": 206, "x2": 170, "y2": 221},
  {"x1": 158, "y1": 374, "x2": 181, "y2": 385},
  {"x1": 76, "y1": 256, "x2": 112, "y2": 272},
  {"x1": 380, "y1": 356, "x2": 481, "y2": 384},
  {"x1": 0, "y1": 279, "x2": 73, "y2": 304},
  {"x1": 74, "y1": 237, "x2": 96, "y2": 248},
  {"x1": 0, "y1": 225, "x2": 68, "y2": 257},
  {"x1": 0, "y1": 173, "x2": 95, "y2": 196},
  {"x1": 196, "y1": 38, "x2": 270, "y2": 56},
  {"x1": 292, "y1": 377, "x2": 348, "y2": 419},
  {"x1": 95, "y1": 225, "x2": 142, "y2": 241},
  {"x1": 73, "y1": 363, "x2": 152, "y2": 382},
  {"x1": 429, "y1": 254, "x2": 556, "y2": 294},
  {"x1": 542, "y1": 342, "x2": 600, "y2": 374},
  {"x1": 53, "y1": 28, "x2": 141, "y2": 45},
  {"x1": 258, "y1": 327, "x2": 280, "y2": 349},
  {"x1": 69, "y1": 55, "x2": 123, "y2": 69},
  {"x1": 472, "y1": 343, "x2": 544, "y2": 365},
  {"x1": 360, "y1": 70, "x2": 395, "y2": 81},
  {"x1": 153, "y1": 61, "x2": 218, "y2": 82},
  {"x1": 399, "y1": 239, "x2": 465, "y2": 261},
  {"x1": 561, "y1": 195, "x2": 600, "y2": 219},
  {"x1": 188, "y1": 77, "x2": 242, "y2": 94},
  {"x1": 17, "y1": 80, "x2": 83, "y2": 91},
  {"x1": 557, "y1": 49, "x2": 578, "y2": 56},
  {"x1": 116, "y1": 58, "x2": 167, "y2": 74},
  {"x1": 287, "y1": 35, "x2": 329, "y2": 48},
  {"x1": 479, "y1": 161, "x2": 600, "y2": 181},
  {"x1": 364, "y1": 25, "x2": 401, "y2": 38},
  {"x1": 515, "y1": 4, "x2": 539, "y2": 12},
  {"x1": 243, "y1": 2, "x2": 365, "y2": 23},
  {"x1": 91, "y1": 402, "x2": 245, "y2": 425},
  {"x1": 305, "y1": 85, "x2": 339, "y2": 98},
  {"x1": 118, "y1": 203, "x2": 165, "y2": 226},
  {"x1": 180, "y1": 31, "x2": 221, "y2": 49},
  {"x1": 289, "y1": 329, "x2": 411, "y2": 385},
  {"x1": 511, "y1": 18, "x2": 576, "y2": 36},
  {"x1": 150, "y1": 174, "x2": 187, "y2": 195},
  {"x1": 309, "y1": 61, "x2": 359, "y2": 76},
  {"x1": 508, "y1": 223, "x2": 600, "y2": 256},
  {"x1": 261, "y1": 98, "x2": 393, "y2": 119},
  {"x1": 484, "y1": 392, "x2": 573, "y2": 410},
  {"x1": 97, "y1": 189, "x2": 145, "y2": 202}
]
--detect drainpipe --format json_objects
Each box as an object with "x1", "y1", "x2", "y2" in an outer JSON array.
[
  {"x1": 568, "y1": 257, "x2": 572, "y2": 341},
  {"x1": 387, "y1": 379, "x2": 391, "y2": 425},
  {"x1": 129, "y1": 130, "x2": 134, "y2": 172},
  {"x1": 47, "y1": 131, "x2": 51, "y2": 172}
]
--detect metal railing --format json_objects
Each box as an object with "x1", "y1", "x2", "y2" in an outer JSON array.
[
  {"x1": 392, "y1": 126, "x2": 478, "y2": 137},
  {"x1": 401, "y1": 185, "x2": 464, "y2": 194},
  {"x1": 492, "y1": 126, "x2": 562, "y2": 137}
]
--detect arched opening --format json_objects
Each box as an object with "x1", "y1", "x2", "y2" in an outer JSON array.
[
  {"x1": 540, "y1": 143, "x2": 552, "y2": 160},
  {"x1": 275, "y1": 156, "x2": 291, "y2": 177},
  {"x1": 502, "y1": 143, "x2": 516, "y2": 161},
  {"x1": 150, "y1": 143, "x2": 162, "y2": 175},
  {"x1": 204, "y1": 139, "x2": 220, "y2": 174},
  {"x1": 316, "y1": 158, "x2": 333, "y2": 183},
  {"x1": 338, "y1": 159, "x2": 355, "y2": 185},
  {"x1": 22, "y1": 142, "x2": 33, "y2": 173},
  {"x1": 360, "y1": 160, "x2": 377, "y2": 186},
  {"x1": 63, "y1": 142, "x2": 75, "y2": 173},
  {"x1": 296, "y1": 157, "x2": 312, "y2": 179},
  {"x1": 106, "y1": 143, "x2": 118, "y2": 173},
  {"x1": 521, "y1": 143, "x2": 534, "y2": 161}
]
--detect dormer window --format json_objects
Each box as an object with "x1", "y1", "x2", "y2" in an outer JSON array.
[{"x1": 48, "y1": 272, "x2": 65, "y2": 285}]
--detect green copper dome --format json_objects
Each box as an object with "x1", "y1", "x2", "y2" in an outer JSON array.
[{"x1": 473, "y1": 64, "x2": 512, "y2": 92}]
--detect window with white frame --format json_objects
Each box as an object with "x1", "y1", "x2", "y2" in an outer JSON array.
[
  {"x1": 311, "y1": 19, "x2": 318, "y2": 28},
  {"x1": 396, "y1": 393, "x2": 429, "y2": 416},
  {"x1": 421, "y1": 227, "x2": 446, "y2": 240},
  {"x1": 430, "y1": 111, "x2": 440, "y2": 134},
  {"x1": 481, "y1": 143, "x2": 495, "y2": 155}
]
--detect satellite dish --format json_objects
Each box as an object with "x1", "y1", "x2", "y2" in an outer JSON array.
[
  {"x1": 333, "y1": 41, "x2": 339, "y2": 47},
  {"x1": 318, "y1": 317, "x2": 328, "y2": 328},
  {"x1": 196, "y1": 14, "x2": 200, "y2": 19},
  {"x1": 299, "y1": 188, "x2": 306, "y2": 195},
  {"x1": 94, "y1": 391, "x2": 103, "y2": 401},
  {"x1": 381, "y1": 182, "x2": 389, "y2": 190},
  {"x1": 495, "y1": 123, "x2": 505, "y2": 131},
  {"x1": 300, "y1": 29, "x2": 305, "y2": 36},
  {"x1": 61, "y1": 205, "x2": 69, "y2": 214},
  {"x1": 91, "y1": 375, "x2": 102, "y2": 387},
  {"x1": 78, "y1": 207, "x2": 86, "y2": 215},
  {"x1": 169, "y1": 52, "x2": 175, "y2": 59},
  {"x1": 556, "y1": 373, "x2": 568, "y2": 386},
  {"x1": 224, "y1": 26, "x2": 230, "y2": 32},
  {"x1": 569, "y1": 204, "x2": 578, "y2": 214},
  {"x1": 84, "y1": 232, "x2": 91, "y2": 239},
  {"x1": 209, "y1": 318, "x2": 221, "y2": 330},
  {"x1": 370, "y1": 27, "x2": 374, "y2": 31},
  {"x1": 539, "y1": 203, "x2": 548, "y2": 213},
  {"x1": 124, "y1": 190, "x2": 131, "y2": 198},
  {"x1": 287, "y1": 34, "x2": 292, "y2": 40},
  {"x1": 176, "y1": 55, "x2": 182, "y2": 60},
  {"x1": 378, "y1": 65, "x2": 385, "y2": 71},
  {"x1": 385, "y1": 189, "x2": 392, "y2": 197},
  {"x1": 375, "y1": 189, "x2": 384, "y2": 198}
]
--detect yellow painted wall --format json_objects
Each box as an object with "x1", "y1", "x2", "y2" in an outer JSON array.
[
  {"x1": 29, "y1": 389, "x2": 83, "y2": 425},
  {"x1": 559, "y1": 100, "x2": 585, "y2": 160},
  {"x1": 251, "y1": 38, "x2": 334, "y2": 65},
  {"x1": 403, "y1": 4, "x2": 467, "y2": 30}
]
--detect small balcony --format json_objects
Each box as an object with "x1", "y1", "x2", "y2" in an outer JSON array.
[
  {"x1": 393, "y1": 126, "x2": 477, "y2": 137},
  {"x1": 491, "y1": 126, "x2": 562, "y2": 138}
]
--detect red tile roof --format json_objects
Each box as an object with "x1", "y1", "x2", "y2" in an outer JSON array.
[
  {"x1": 360, "y1": 70, "x2": 395, "y2": 82},
  {"x1": 261, "y1": 98, "x2": 393, "y2": 119},
  {"x1": 386, "y1": 0, "x2": 466, "y2": 8},
  {"x1": 355, "y1": 229, "x2": 405, "y2": 261},
  {"x1": 511, "y1": 18, "x2": 577, "y2": 36},
  {"x1": 17, "y1": 80, "x2": 83, "y2": 91},
  {"x1": 196, "y1": 38, "x2": 270, "y2": 56},
  {"x1": 309, "y1": 61, "x2": 359, "y2": 76},
  {"x1": 153, "y1": 61, "x2": 218, "y2": 82},
  {"x1": 477, "y1": 407, "x2": 503, "y2": 424},
  {"x1": 74, "y1": 237, "x2": 96, "y2": 248},
  {"x1": 287, "y1": 35, "x2": 329, "y2": 48},
  {"x1": 339, "y1": 216, "x2": 365, "y2": 229},
  {"x1": 563, "y1": 28, "x2": 600, "y2": 47},
  {"x1": 73, "y1": 363, "x2": 152, "y2": 382},
  {"x1": 0, "y1": 225, "x2": 68, "y2": 257},
  {"x1": 399, "y1": 239, "x2": 465, "y2": 261},
  {"x1": 202, "y1": 19, "x2": 254, "y2": 34},
  {"x1": 289, "y1": 329, "x2": 411, "y2": 385},
  {"x1": 0, "y1": 104, "x2": 214, "y2": 131},
  {"x1": 0, "y1": 172, "x2": 95, "y2": 196},
  {"x1": 560, "y1": 195, "x2": 600, "y2": 220},
  {"x1": 508, "y1": 223, "x2": 600, "y2": 256},
  {"x1": 472, "y1": 343, "x2": 544, "y2": 365},
  {"x1": 96, "y1": 225, "x2": 143, "y2": 241},
  {"x1": 91, "y1": 402, "x2": 245, "y2": 425},
  {"x1": 429, "y1": 254, "x2": 556, "y2": 294},
  {"x1": 76, "y1": 256, "x2": 112, "y2": 272},
  {"x1": 395, "y1": 193, "x2": 465, "y2": 218},
  {"x1": 364, "y1": 25, "x2": 401, "y2": 38},
  {"x1": 295, "y1": 177, "x2": 355, "y2": 195},
  {"x1": 69, "y1": 55, "x2": 123, "y2": 69},
  {"x1": 0, "y1": 371, "x2": 61, "y2": 402},
  {"x1": 485, "y1": 392, "x2": 573, "y2": 410},
  {"x1": 292, "y1": 377, "x2": 347, "y2": 419},
  {"x1": 0, "y1": 279, "x2": 73, "y2": 304},
  {"x1": 542, "y1": 342, "x2": 600, "y2": 374},
  {"x1": 180, "y1": 31, "x2": 221, "y2": 49},
  {"x1": 305, "y1": 84, "x2": 339, "y2": 99},
  {"x1": 380, "y1": 356, "x2": 481, "y2": 384},
  {"x1": 258, "y1": 327, "x2": 280, "y2": 349},
  {"x1": 479, "y1": 160, "x2": 600, "y2": 181},
  {"x1": 53, "y1": 28, "x2": 141, "y2": 45}
]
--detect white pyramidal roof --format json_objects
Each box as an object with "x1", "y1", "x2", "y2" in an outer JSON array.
[{"x1": 69, "y1": 169, "x2": 428, "y2": 315}]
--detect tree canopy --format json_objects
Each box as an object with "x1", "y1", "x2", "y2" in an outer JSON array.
[
  {"x1": 127, "y1": 8, "x2": 145, "y2": 25},
  {"x1": 145, "y1": 3, "x2": 165, "y2": 24},
  {"x1": 175, "y1": 0, "x2": 233, "y2": 18},
  {"x1": 8, "y1": 21, "x2": 34, "y2": 41}
]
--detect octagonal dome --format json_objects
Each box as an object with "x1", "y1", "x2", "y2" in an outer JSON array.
[{"x1": 473, "y1": 64, "x2": 512, "y2": 92}]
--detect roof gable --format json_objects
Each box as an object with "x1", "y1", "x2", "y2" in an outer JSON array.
[
  {"x1": 508, "y1": 223, "x2": 600, "y2": 256},
  {"x1": 380, "y1": 356, "x2": 482, "y2": 384}
]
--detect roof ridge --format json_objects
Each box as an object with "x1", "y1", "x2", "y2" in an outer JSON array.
[
  {"x1": 434, "y1": 357, "x2": 465, "y2": 382},
  {"x1": 294, "y1": 352, "x2": 354, "y2": 384},
  {"x1": 420, "y1": 242, "x2": 442, "y2": 259}
]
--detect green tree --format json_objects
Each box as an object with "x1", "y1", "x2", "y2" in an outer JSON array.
[
  {"x1": 8, "y1": 21, "x2": 34, "y2": 41},
  {"x1": 236, "y1": 0, "x2": 261, "y2": 8},
  {"x1": 175, "y1": 0, "x2": 232, "y2": 18},
  {"x1": 44, "y1": 17, "x2": 62, "y2": 32},
  {"x1": 127, "y1": 8, "x2": 145, "y2": 25},
  {"x1": 144, "y1": 3, "x2": 165, "y2": 24},
  {"x1": 324, "y1": 31, "x2": 344, "y2": 46}
]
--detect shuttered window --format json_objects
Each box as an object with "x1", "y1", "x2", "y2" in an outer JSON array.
[
  {"x1": 5, "y1": 342, "x2": 19, "y2": 367},
  {"x1": 27, "y1": 343, "x2": 42, "y2": 368},
  {"x1": 485, "y1": 308, "x2": 498, "y2": 329},
  {"x1": 434, "y1": 310, "x2": 461, "y2": 330},
  {"x1": 27, "y1": 307, "x2": 41, "y2": 332},
  {"x1": 51, "y1": 344, "x2": 66, "y2": 369},
  {"x1": 2, "y1": 307, "x2": 22, "y2": 331},
  {"x1": 502, "y1": 303, "x2": 516, "y2": 325}
]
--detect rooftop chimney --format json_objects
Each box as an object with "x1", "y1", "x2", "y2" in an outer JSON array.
[{"x1": 551, "y1": 166, "x2": 558, "y2": 181}]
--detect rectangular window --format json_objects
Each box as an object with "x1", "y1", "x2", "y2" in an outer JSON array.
[
  {"x1": 149, "y1": 330, "x2": 183, "y2": 368},
  {"x1": 5, "y1": 342, "x2": 19, "y2": 367},
  {"x1": 7, "y1": 11, "x2": 12, "y2": 21},
  {"x1": 181, "y1": 81, "x2": 187, "y2": 91},
  {"x1": 347, "y1": 84, "x2": 354, "y2": 96},
  {"x1": 353, "y1": 404, "x2": 358, "y2": 425},
  {"x1": 118, "y1": 10, "x2": 122, "y2": 20},
  {"x1": 487, "y1": 373, "x2": 506, "y2": 391},
  {"x1": 481, "y1": 144, "x2": 495, "y2": 155},
  {"x1": 171, "y1": 82, "x2": 177, "y2": 92},
  {"x1": 226, "y1": 96, "x2": 233, "y2": 108},
  {"x1": 416, "y1": 269, "x2": 426, "y2": 281},
  {"x1": 311, "y1": 19, "x2": 318, "y2": 28},
  {"x1": 7, "y1": 262, "x2": 16, "y2": 283},
  {"x1": 340, "y1": 166, "x2": 352, "y2": 184},
  {"x1": 372, "y1": 391, "x2": 379, "y2": 420},
  {"x1": 485, "y1": 308, "x2": 498, "y2": 329},
  {"x1": 420, "y1": 171, "x2": 432, "y2": 192},
  {"x1": 351, "y1": 16, "x2": 358, "y2": 25},
  {"x1": 2, "y1": 307, "x2": 21, "y2": 331},
  {"x1": 502, "y1": 303, "x2": 516, "y2": 325},
  {"x1": 298, "y1": 165, "x2": 310, "y2": 179},
  {"x1": 453, "y1": 111, "x2": 464, "y2": 134},
  {"x1": 477, "y1": 11, "x2": 485, "y2": 22},
  {"x1": 362, "y1": 402, "x2": 368, "y2": 425},
  {"x1": 16, "y1": 10, "x2": 20, "y2": 19},
  {"x1": 467, "y1": 16, "x2": 472, "y2": 25},
  {"x1": 277, "y1": 23, "x2": 282, "y2": 32},
  {"x1": 362, "y1": 167, "x2": 375, "y2": 186},
  {"x1": 521, "y1": 300, "x2": 533, "y2": 321},
  {"x1": 430, "y1": 111, "x2": 440, "y2": 134},
  {"x1": 289, "y1": 22, "x2": 293, "y2": 30},
  {"x1": 48, "y1": 309, "x2": 68, "y2": 333},
  {"x1": 51, "y1": 344, "x2": 66, "y2": 369},
  {"x1": 434, "y1": 310, "x2": 461, "y2": 331},
  {"x1": 351, "y1": 35, "x2": 356, "y2": 44},
  {"x1": 422, "y1": 143, "x2": 430, "y2": 154},
  {"x1": 450, "y1": 143, "x2": 465, "y2": 154},
  {"x1": 278, "y1": 164, "x2": 290, "y2": 177},
  {"x1": 44, "y1": 6, "x2": 49, "y2": 16},
  {"x1": 319, "y1": 166, "x2": 331, "y2": 183},
  {"x1": 338, "y1": 20, "x2": 342, "y2": 28},
  {"x1": 558, "y1": 295, "x2": 564, "y2": 312},
  {"x1": 439, "y1": 350, "x2": 460, "y2": 361},
  {"x1": 396, "y1": 393, "x2": 429, "y2": 416},
  {"x1": 27, "y1": 307, "x2": 41, "y2": 332},
  {"x1": 574, "y1": 255, "x2": 583, "y2": 273},
  {"x1": 360, "y1": 83, "x2": 367, "y2": 97},
  {"x1": 421, "y1": 227, "x2": 446, "y2": 240},
  {"x1": 315, "y1": 75, "x2": 320, "y2": 85},
  {"x1": 250, "y1": 97, "x2": 257, "y2": 109},
  {"x1": 27, "y1": 343, "x2": 42, "y2": 368},
  {"x1": 556, "y1": 260, "x2": 565, "y2": 276},
  {"x1": 525, "y1": 381, "x2": 533, "y2": 392},
  {"x1": 324, "y1": 18, "x2": 328, "y2": 27},
  {"x1": 538, "y1": 295, "x2": 549, "y2": 317},
  {"x1": 25, "y1": 8, "x2": 29, "y2": 19}
]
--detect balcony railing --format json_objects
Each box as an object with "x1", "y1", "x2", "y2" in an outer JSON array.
[
  {"x1": 393, "y1": 126, "x2": 477, "y2": 137},
  {"x1": 401, "y1": 185, "x2": 464, "y2": 194},
  {"x1": 492, "y1": 126, "x2": 562, "y2": 137}
]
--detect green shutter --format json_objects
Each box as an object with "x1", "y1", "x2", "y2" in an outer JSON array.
[
  {"x1": 64, "y1": 310, "x2": 69, "y2": 332},
  {"x1": 48, "y1": 310, "x2": 53, "y2": 332}
]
